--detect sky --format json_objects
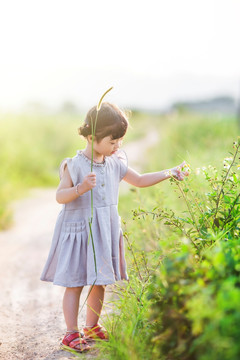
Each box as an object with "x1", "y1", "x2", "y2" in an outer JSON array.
[{"x1": 0, "y1": 0, "x2": 239, "y2": 112}]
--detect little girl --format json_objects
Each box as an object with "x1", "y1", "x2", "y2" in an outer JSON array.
[{"x1": 41, "y1": 102, "x2": 188, "y2": 353}]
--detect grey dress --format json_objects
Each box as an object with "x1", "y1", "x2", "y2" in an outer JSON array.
[{"x1": 40, "y1": 150, "x2": 129, "y2": 287}]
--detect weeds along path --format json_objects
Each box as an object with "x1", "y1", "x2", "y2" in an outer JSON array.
[{"x1": 0, "y1": 129, "x2": 159, "y2": 360}]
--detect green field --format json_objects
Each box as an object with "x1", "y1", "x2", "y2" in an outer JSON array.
[
  {"x1": 0, "y1": 110, "x2": 147, "y2": 229},
  {"x1": 1, "y1": 110, "x2": 240, "y2": 359}
]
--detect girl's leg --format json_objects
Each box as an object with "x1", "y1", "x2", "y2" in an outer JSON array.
[
  {"x1": 86, "y1": 285, "x2": 106, "y2": 326},
  {"x1": 63, "y1": 286, "x2": 83, "y2": 331}
]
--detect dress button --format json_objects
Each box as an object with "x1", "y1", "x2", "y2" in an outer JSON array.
[
  {"x1": 100, "y1": 169, "x2": 104, "y2": 174},
  {"x1": 101, "y1": 183, "x2": 105, "y2": 187},
  {"x1": 102, "y1": 196, "x2": 105, "y2": 200}
]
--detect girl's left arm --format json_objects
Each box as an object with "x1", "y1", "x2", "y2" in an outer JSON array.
[{"x1": 123, "y1": 161, "x2": 189, "y2": 187}]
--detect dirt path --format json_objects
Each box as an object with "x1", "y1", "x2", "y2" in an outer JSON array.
[{"x1": 0, "y1": 130, "x2": 159, "y2": 360}]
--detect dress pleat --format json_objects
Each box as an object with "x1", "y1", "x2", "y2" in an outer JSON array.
[{"x1": 40, "y1": 150, "x2": 129, "y2": 287}]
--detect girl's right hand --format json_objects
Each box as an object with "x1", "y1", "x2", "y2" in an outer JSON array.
[
  {"x1": 82, "y1": 172, "x2": 96, "y2": 192},
  {"x1": 171, "y1": 161, "x2": 190, "y2": 181}
]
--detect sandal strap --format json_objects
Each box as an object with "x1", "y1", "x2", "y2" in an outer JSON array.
[
  {"x1": 62, "y1": 331, "x2": 79, "y2": 346},
  {"x1": 83, "y1": 324, "x2": 108, "y2": 340},
  {"x1": 68, "y1": 338, "x2": 87, "y2": 348},
  {"x1": 62, "y1": 331, "x2": 87, "y2": 346}
]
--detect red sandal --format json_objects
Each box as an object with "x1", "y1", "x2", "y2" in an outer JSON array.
[
  {"x1": 61, "y1": 331, "x2": 90, "y2": 353},
  {"x1": 83, "y1": 324, "x2": 108, "y2": 341}
]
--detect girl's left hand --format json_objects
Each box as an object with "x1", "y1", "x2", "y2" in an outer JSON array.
[{"x1": 171, "y1": 161, "x2": 190, "y2": 181}]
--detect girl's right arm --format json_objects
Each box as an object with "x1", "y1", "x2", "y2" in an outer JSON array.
[{"x1": 56, "y1": 165, "x2": 96, "y2": 204}]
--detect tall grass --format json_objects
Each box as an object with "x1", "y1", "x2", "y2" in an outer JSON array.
[{"x1": 92, "y1": 111, "x2": 239, "y2": 359}]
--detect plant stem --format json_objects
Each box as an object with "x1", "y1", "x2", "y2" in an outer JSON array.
[
  {"x1": 175, "y1": 179, "x2": 200, "y2": 234},
  {"x1": 89, "y1": 87, "x2": 113, "y2": 277},
  {"x1": 124, "y1": 233, "x2": 143, "y2": 281},
  {"x1": 213, "y1": 143, "x2": 239, "y2": 227}
]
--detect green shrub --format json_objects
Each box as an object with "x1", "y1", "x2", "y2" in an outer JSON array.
[
  {"x1": 148, "y1": 238, "x2": 240, "y2": 360},
  {"x1": 136, "y1": 138, "x2": 240, "y2": 252},
  {"x1": 92, "y1": 117, "x2": 239, "y2": 360},
  {"x1": 143, "y1": 139, "x2": 240, "y2": 360}
]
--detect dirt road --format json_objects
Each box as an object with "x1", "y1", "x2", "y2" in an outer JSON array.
[{"x1": 0, "y1": 131, "x2": 159, "y2": 360}]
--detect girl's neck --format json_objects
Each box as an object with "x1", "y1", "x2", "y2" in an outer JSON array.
[{"x1": 83, "y1": 145, "x2": 104, "y2": 164}]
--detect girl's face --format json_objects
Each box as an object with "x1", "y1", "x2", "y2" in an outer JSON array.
[{"x1": 93, "y1": 136, "x2": 123, "y2": 157}]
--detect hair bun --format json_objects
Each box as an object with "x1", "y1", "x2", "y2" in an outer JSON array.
[{"x1": 78, "y1": 123, "x2": 91, "y2": 137}]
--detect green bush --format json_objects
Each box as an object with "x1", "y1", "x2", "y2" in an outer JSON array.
[
  {"x1": 136, "y1": 137, "x2": 240, "y2": 251},
  {"x1": 92, "y1": 116, "x2": 239, "y2": 360},
  {"x1": 144, "y1": 139, "x2": 240, "y2": 360},
  {"x1": 148, "y1": 238, "x2": 240, "y2": 360}
]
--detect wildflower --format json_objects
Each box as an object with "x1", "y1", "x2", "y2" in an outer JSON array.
[
  {"x1": 182, "y1": 163, "x2": 191, "y2": 173},
  {"x1": 195, "y1": 168, "x2": 200, "y2": 175},
  {"x1": 237, "y1": 165, "x2": 240, "y2": 171}
]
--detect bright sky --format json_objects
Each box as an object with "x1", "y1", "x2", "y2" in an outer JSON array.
[{"x1": 0, "y1": 0, "x2": 239, "y2": 111}]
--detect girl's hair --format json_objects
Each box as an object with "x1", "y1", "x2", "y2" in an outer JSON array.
[{"x1": 78, "y1": 102, "x2": 129, "y2": 142}]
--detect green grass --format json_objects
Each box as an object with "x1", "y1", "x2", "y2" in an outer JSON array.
[
  {"x1": 0, "y1": 112, "x2": 85, "y2": 228},
  {"x1": 94, "y1": 111, "x2": 240, "y2": 360},
  {"x1": 120, "y1": 111, "x2": 239, "y2": 217}
]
